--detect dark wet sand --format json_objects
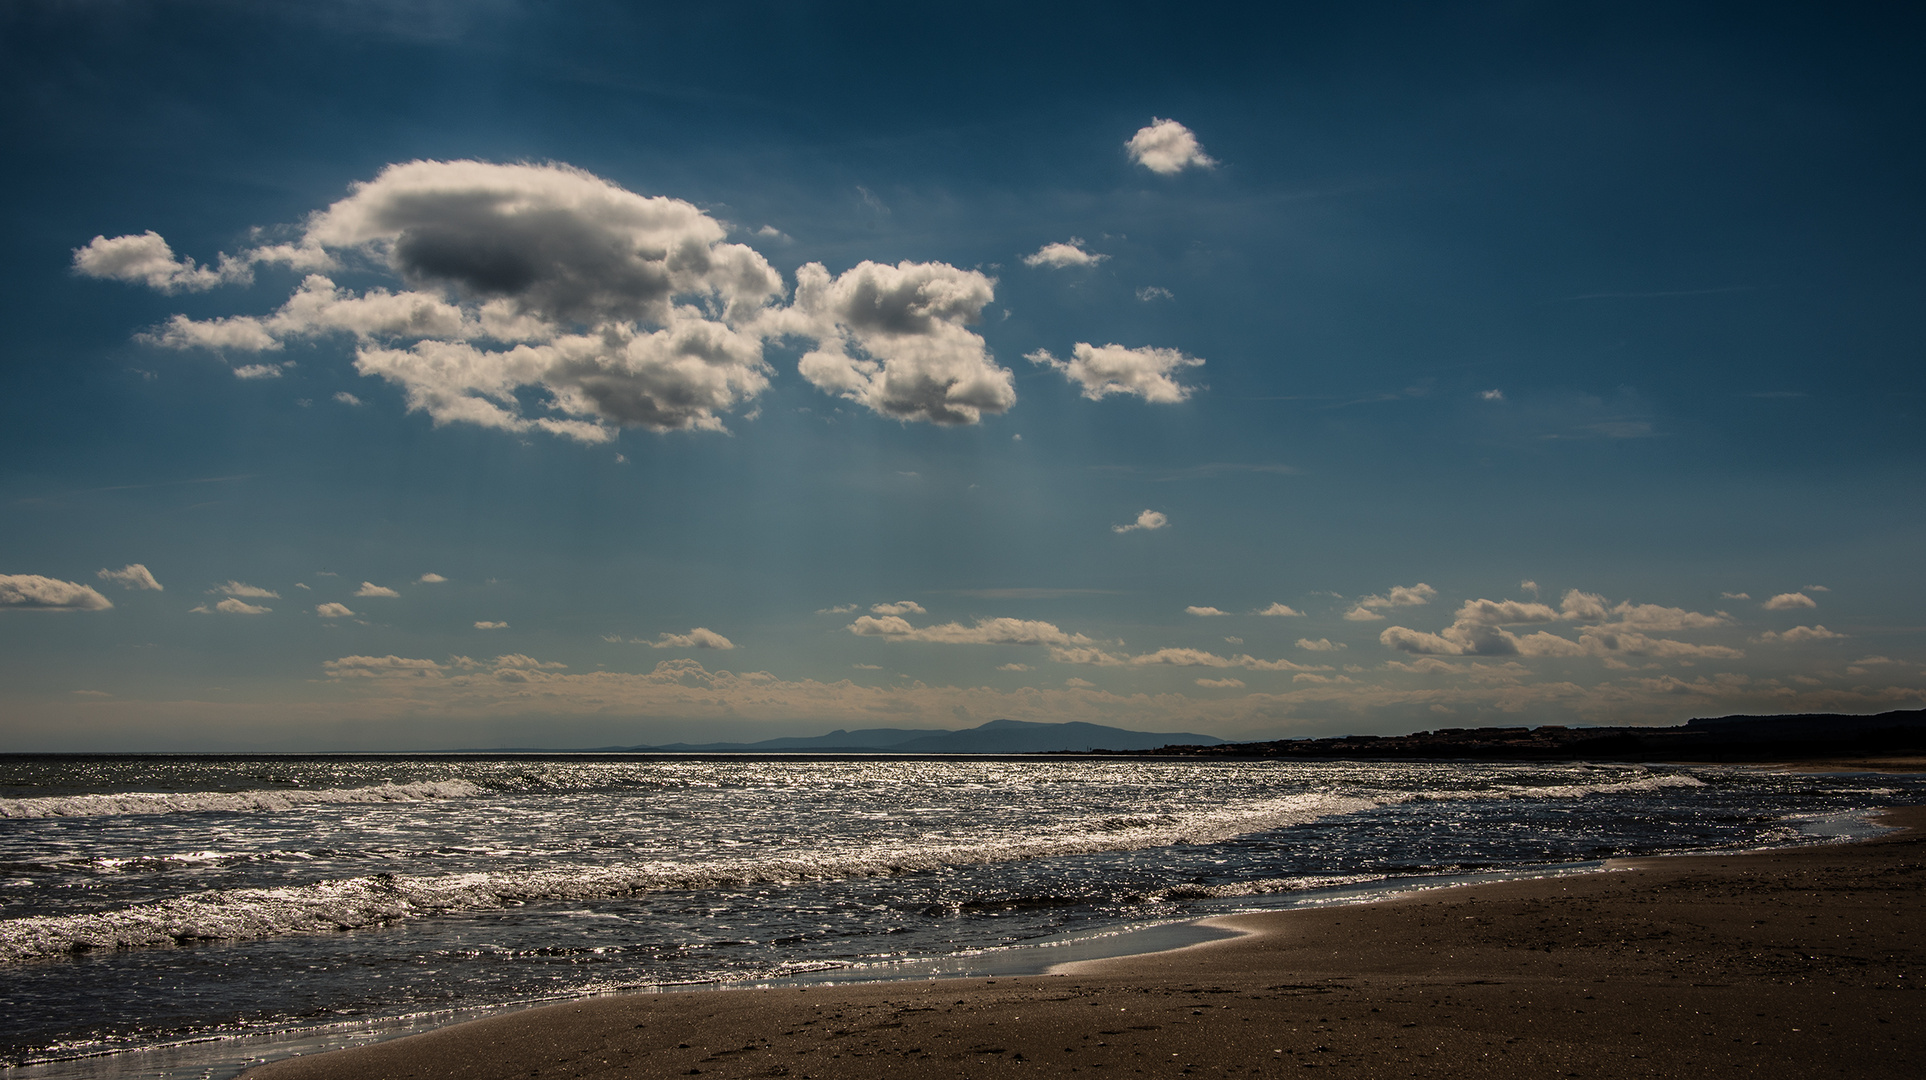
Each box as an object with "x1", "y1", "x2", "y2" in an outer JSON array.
[{"x1": 245, "y1": 806, "x2": 1925, "y2": 1079}]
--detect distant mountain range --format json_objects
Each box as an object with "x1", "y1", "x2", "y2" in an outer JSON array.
[{"x1": 575, "y1": 718, "x2": 1227, "y2": 754}]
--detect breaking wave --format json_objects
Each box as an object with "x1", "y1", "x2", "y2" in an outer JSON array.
[{"x1": 0, "y1": 780, "x2": 487, "y2": 820}]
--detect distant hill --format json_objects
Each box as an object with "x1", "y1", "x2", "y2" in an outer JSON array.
[{"x1": 624, "y1": 718, "x2": 1227, "y2": 754}]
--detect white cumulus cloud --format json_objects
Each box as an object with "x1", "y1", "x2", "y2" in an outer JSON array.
[
  {"x1": 648, "y1": 628, "x2": 737, "y2": 650},
  {"x1": 850, "y1": 616, "x2": 1094, "y2": 647},
  {"x1": 1763, "y1": 592, "x2": 1817, "y2": 610},
  {"x1": 779, "y1": 259, "x2": 1014, "y2": 425},
  {"x1": 870, "y1": 601, "x2": 927, "y2": 616},
  {"x1": 1022, "y1": 239, "x2": 1107, "y2": 269},
  {"x1": 474, "y1": 620, "x2": 508, "y2": 629},
  {"x1": 97, "y1": 564, "x2": 163, "y2": 591},
  {"x1": 354, "y1": 582, "x2": 400, "y2": 598},
  {"x1": 1754, "y1": 625, "x2": 1845, "y2": 644},
  {"x1": 1027, "y1": 343, "x2": 1204, "y2": 403},
  {"x1": 418, "y1": 573, "x2": 447, "y2": 583},
  {"x1": 212, "y1": 581, "x2": 279, "y2": 599},
  {"x1": 72, "y1": 230, "x2": 241, "y2": 292},
  {"x1": 108, "y1": 160, "x2": 786, "y2": 442},
  {"x1": 1185, "y1": 605, "x2": 1229, "y2": 617},
  {"x1": 316, "y1": 602, "x2": 355, "y2": 618},
  {"x1": 194, "y1": 597, "x2": 271, "y2": 615},
  {"x1": 1256, "y1": 603, "x2": 1303, "y2": 617},
  {"x1": 1345, "y1": 583, "x2": 1437, "y2": 620},
  {"x1": 1126, "y1": 118, "x2": 1217, "y2": 174},
  {"x1": 0, "y1": 575, "x2": 113, "y2": 611},
  {"x1": 1297, "y1": 638, "x2": 1344, "y2": 651},
  {"x1": 1113, "y1": 509, "x2": 1168, "y2": 534}
]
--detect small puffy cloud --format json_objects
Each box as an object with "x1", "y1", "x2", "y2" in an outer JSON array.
[
  {"x1": 1519, "y1": 579, "x2": 1539, "y2": 594},
  {"x1": 852, "y1": 615, "x2": 1094, "y2": 647},
  {"x1": 1597, "y1": 602, "x2": 1727, "y2": 631},
  {"x1": 1047, "y1": 646, "x2": 1128, "y2": 666},
  {"x1": 1113, "y1": 509, "x2": 1168, "y2": 534},
  {"x1": 1064, "y1": 677, "x2": 1097, "y2": 689},
  {"x1": 1022, "y1": 238, "x2": 1107, "y2": 269},
  {"x1": 1754, "y1": 625, "x2": 1845, "y2": 644},
  {"x1": 1345, "y1": 582, "x2": 1436, "y2": 620},
  {"x1": 870, "y1": 600, "x2": 927, "y2": 616},
  {"x1": 0, "y1": 575, "x2": 114, "y2": 611},
  {"x1": 780, "y1": 259, "x2": 1014, "y2": 425},
  {"x1": 418, "y1": 573, "x2": 447, "y2": 583},
  {"x1": 335, "y1": 391, "x2": 365, "y2": 406},
  {"x1": 144, "y1": 314, "x2": 281, "y2": 352},
  {"x1": 323, "y1": 655, "x2": 443, "y2": 678},
  {"x1": 1223, "y1": 636, "x2": 1243, "y2": 645},
  {"x1": 996, "y1": 662, "x2": 1034, "y2": 672},
  {"x1": 212, "y1": 581, "x2": 279, "y2": 599},
  {"x1": 354, "y1": 582, "x2": 401, "y2": 598},
  {"x1": 1256, "y1": 603, "x2": 1303, "y2": 617},
  {"x1": 1185, "y1": 605, "x2": 1229, "y2": 617},
  {"x1": 72, "y1": 231, "x2": 238, "y2": 292},
  {"x1": 1805, "y1": 585, "x2": 1830, "y2": 592},
  {"x1": 1195, "y1": 677, "x2": 1245, "y2": 689},
  {"x1": 492, "y1": 653, "x2": 567, "y2": 670},
  {"x1": 1126, "y1": 648, "x2": 1322, "y2": 672},
  {"x1": 316, "y1": 602, "x2": 355, "y2": 618},
  {"x1": 816, "y1": 603, "x2": 859, "y2": 615},
  {"x1": 1480, "y1": 389, "x2": 1505, "y2": 401},
  {"x1": 648, "y1": 628, "x2": 737, "y2": 650},
  {"x1": 1137, "y1": 286, "x2": 1173, "y2": 302},
  {"x1": 193, "y1": 597, "x2": 271, "y2": 615},
  {"x1": 1720, "y1": 591, "x2": 1750, "y2": 600},
  {"x1": 1126, "y1": 118, "x2": 1217, "y2": 174},
  {"x1": 1297, "y1": 638, "x2": 1344, "y2": 651},
  {"x1": 233, "y1": 362, "x2": 287, "y2": 379},
  {"x1": 97, "y1": 564, "x2": 163, "y2": 591},
  {"x1": 474, "y1": 620, "x2": 508, "y2": 629},
  {"x1": 1027, "y1": 343, "x2": 1204, "y2": 403},
  {"x1": 1763, "y1": 592, "x2": 1817, "y2": 610},
  {"x1": 852, "y1": 662, "x2": 883, "y2": 670}
]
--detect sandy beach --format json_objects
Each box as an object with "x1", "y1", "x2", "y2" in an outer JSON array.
[{"x1": 245, "y1": 804, "x2": 1924, "y2": 1080}]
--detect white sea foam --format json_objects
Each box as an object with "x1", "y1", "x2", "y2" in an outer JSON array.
[
  {"x1": 0, "y1": 771, "x2": 1720, "y2": 964},
  {"x1": 0, "y1": 780, "x2": 487, "y2": 820},
  {"x1": 0, "y1": 791, "x2": 1383, "y2": 962}
]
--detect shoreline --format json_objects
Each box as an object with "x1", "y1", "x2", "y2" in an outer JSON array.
[{"x1": 239, "y1": 804, "x2": 1926, "y2": 1079}]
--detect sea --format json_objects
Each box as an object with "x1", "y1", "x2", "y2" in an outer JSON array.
[{"x1": 1, "y1": 753, "x2": 1919, "y2": 1079}]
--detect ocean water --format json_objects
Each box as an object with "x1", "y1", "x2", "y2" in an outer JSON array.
[{"x1": 0, "y1": 754, "x2": 1917, "y2": 1078}]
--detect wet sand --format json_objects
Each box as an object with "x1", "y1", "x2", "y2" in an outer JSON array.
[{"x1": 245, "y1": 806, "x2": 1925, "y2": 1079}]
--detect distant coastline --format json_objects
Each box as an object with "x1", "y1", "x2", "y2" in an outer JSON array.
[
  {"x1": 446, "y1": 709, "x2": 1926, "y2": 764},
  {"x1": 1121, "y1": 707, "x2": 1926, "y2": 763}
]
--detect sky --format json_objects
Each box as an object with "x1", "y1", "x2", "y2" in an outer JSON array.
[{"x1": 2, "y1": 1, "x2": 1923, "y2": 750}]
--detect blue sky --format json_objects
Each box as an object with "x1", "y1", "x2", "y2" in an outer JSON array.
[{"x1": 2, "y1": 1, "x2": 1922, "y2": 750}]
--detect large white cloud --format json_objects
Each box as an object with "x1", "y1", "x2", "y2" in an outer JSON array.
[
  {"x1": 93, "y1": 160, "x2": 787, "y2": 440},
  {"x1": 1027, "y1": 343, "x2": 1204, "y2": 403},
  {"x1": 0, "y1": 575, "x2": 113, "y2": 611},
  {"x1": 1380, "y1": 588, "x2": 1741, "y2": 660},
  {"x1": 779, "y1": 260, "x2": 1014, "y2": 425},
  {"x1": 1763, "y1": 592, "x2": 1817, "y2": 611},
  {"x1": 1126, "y1": 118, "x2": 1217, "y2": 174}
]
